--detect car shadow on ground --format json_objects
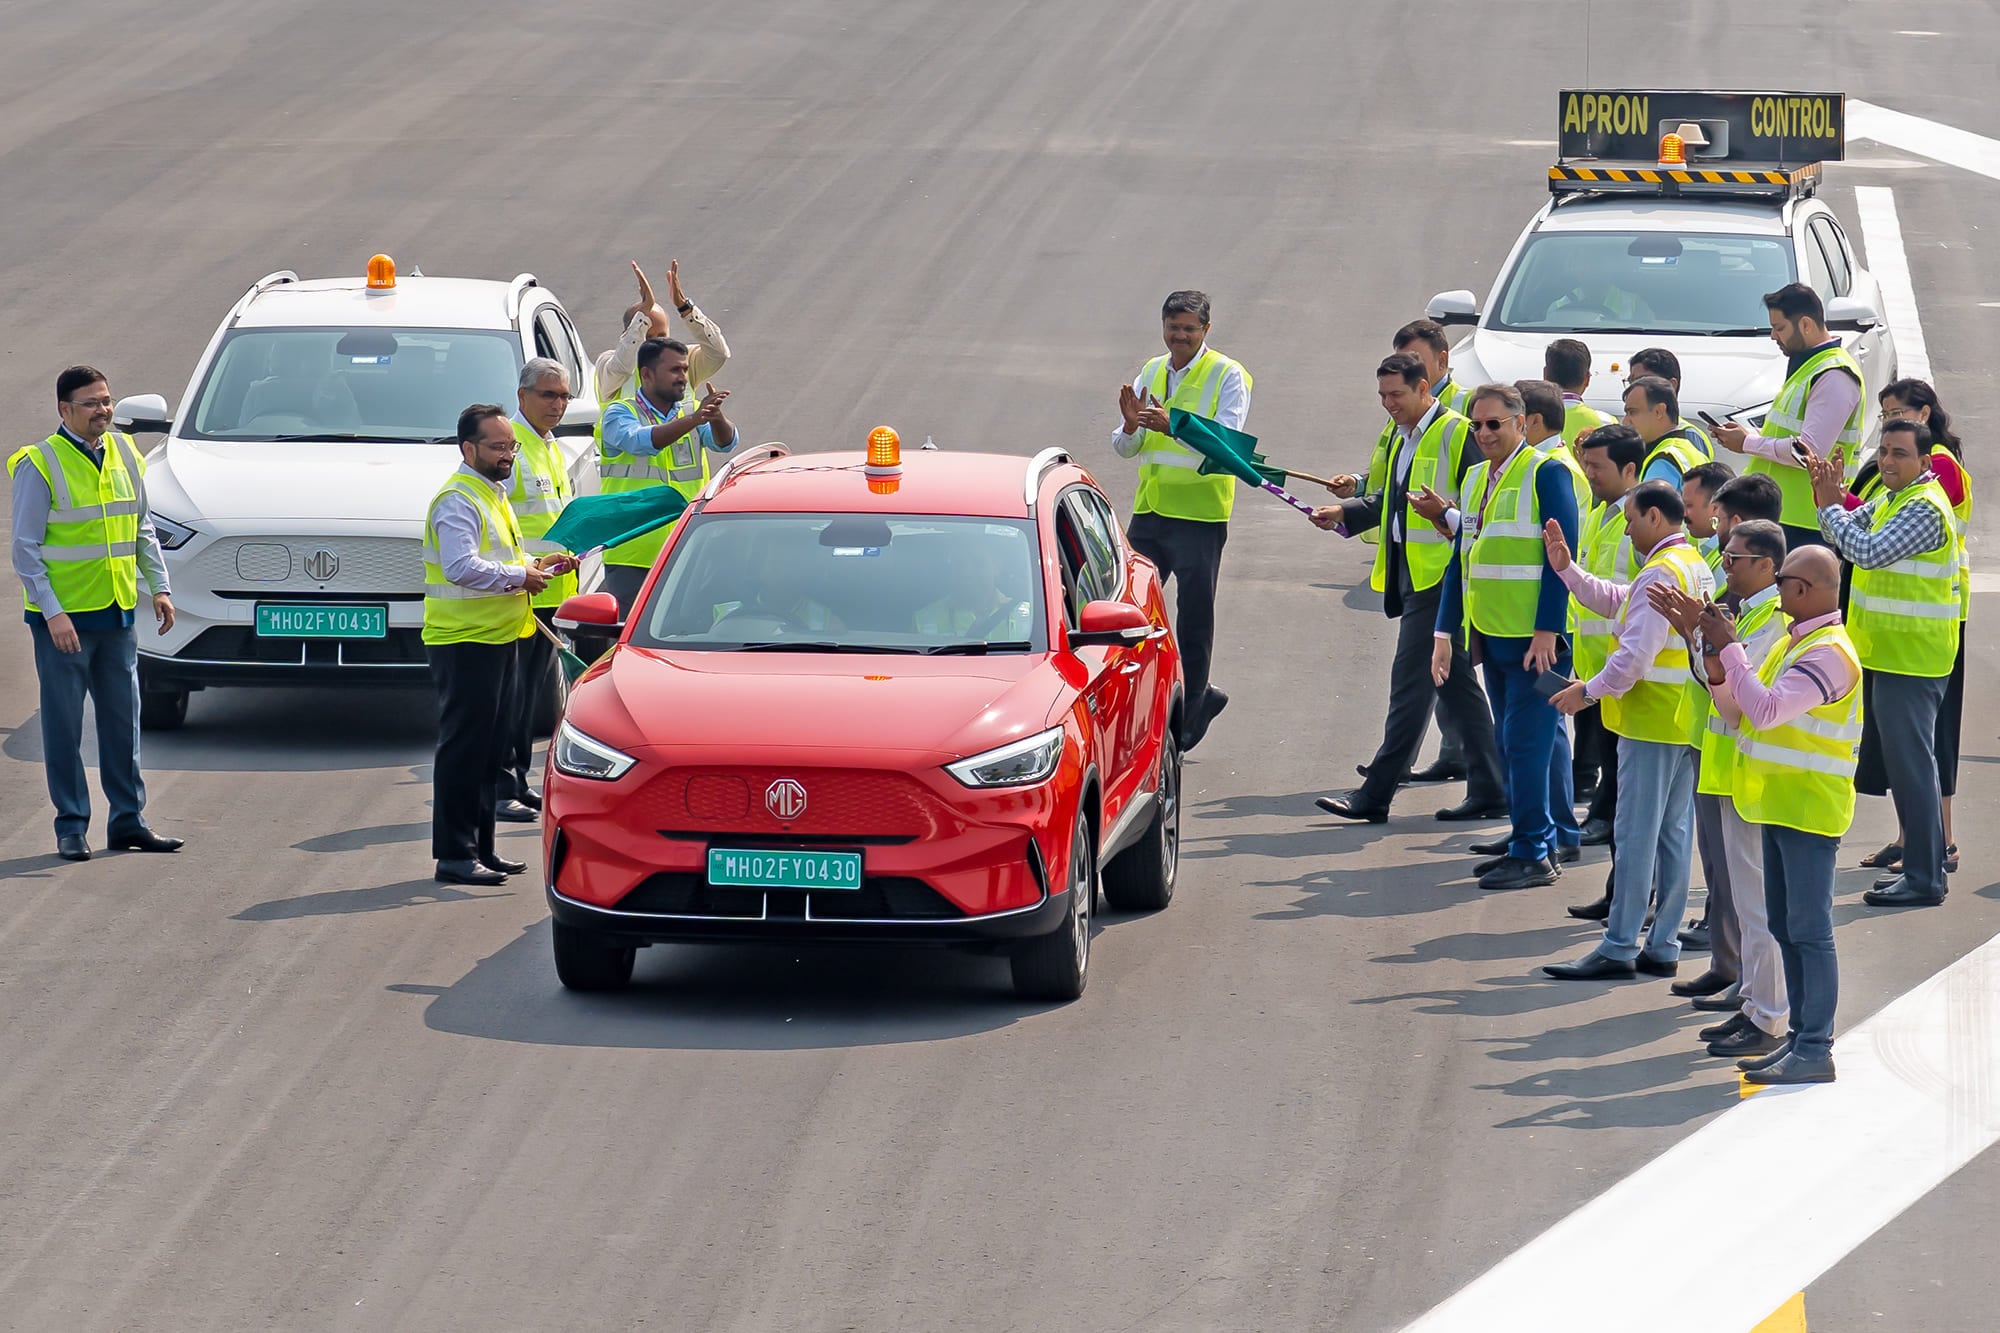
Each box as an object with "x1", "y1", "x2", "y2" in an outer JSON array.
[{"x1": 397, "y1": 918, "x2": 1084, "y2": 1050}]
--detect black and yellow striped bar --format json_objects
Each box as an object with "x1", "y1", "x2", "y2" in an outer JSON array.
[{"x1": 1547, "y1": 162, "x2": 1821, "y2": 198}]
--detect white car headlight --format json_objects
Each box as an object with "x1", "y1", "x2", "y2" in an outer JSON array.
[
  {"x1": 552, "y1": 721, "x2": 637, "y2": 781},
  {"x1": 1731, "y1": 402, "x2": 1773, "y2": 432},
  {"x1": 152, "y1": 514, "x2": 198, "y2": 551},
  {"x1": 946, "y1": 726, "x2": 1066, "y2": 788}
]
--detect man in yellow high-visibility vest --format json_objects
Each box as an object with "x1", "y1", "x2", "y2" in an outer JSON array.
[
  {"x1": 1626, "y1": 347, "x2": 1715, "y2": 458},
  {"x1": 1111, "y1": 290, "x2": 1250, "y2": 752},
  {"x1": 1701, "y1": 544, "x2": 1861, "y2": 1086},
  {"x1": 7, "y1": 365, "x2": 183, "y2": 861},
  {"x1": 1544, "y1": 338, "x2": 1613, "y2": 447},
  {"x1": 591, "y1": 260, "x2": 730, "y2": 414},
  {"x1": 1810, "y1": 422, "x2": 1960, "y2": 909},
  {"x1": 1623, "y1": 377, "x2": 1710, "y2": 489}
]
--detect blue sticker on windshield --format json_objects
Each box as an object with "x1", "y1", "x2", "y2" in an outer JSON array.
[
  {"x1": 350, "y1": 355, "x2": 392, "y2": 364},
  {"x1": 830, "y1": 546, "x2": 882, "y2": 557},
  {"x1": 1639, "y1": 256, "x2": 1678, "y2": 266}
]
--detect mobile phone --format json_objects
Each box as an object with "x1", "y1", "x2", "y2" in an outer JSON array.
[
  {"x1": 1696, "y1": 410, "x2": 1722, "y2": 429},
  {"x1": 1533, "y1": 668, "x2": 1574, "y2": 700},
  {"x1": 1791, "y1": 439, "x2": 1811, "y2": 463}
]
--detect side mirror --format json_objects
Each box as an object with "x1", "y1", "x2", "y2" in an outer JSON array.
[
  {"x1": 1824, "y1": 295, "x2": 1880, "y2": 332},
  {"x1": 113, "y1": 393, "x2": 173, "y2": 434},
  {"x1": 553, "y1": 591, "x2": 623, "y2": 632},
  {"x1": 1069, "y1": 599, "x2": 1151, "y2": 648},
  {"x1": 1425, "y1": 290, "x2": 1481, "y2": 327}
]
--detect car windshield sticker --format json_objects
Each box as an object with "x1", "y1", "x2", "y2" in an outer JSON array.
[{"x1": 830, "y1": 546, "x2": 883, "y2": 557}]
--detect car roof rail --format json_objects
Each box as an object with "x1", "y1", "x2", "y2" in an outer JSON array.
[
  {"x1": 1023, "y1": 448, "x2": 1072, "y2": 511},
  {"x1": 225, "y1": 270, "x2": 299, "y2": 324},
  {"x1": 697, "y1": 441, "x2": 792, "y2": 501},
  {"x1": 504, "y1": 273, "x2": 540, "y2": 321}
]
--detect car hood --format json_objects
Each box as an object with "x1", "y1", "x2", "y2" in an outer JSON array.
[
  {"x1": 1455, "y1": 329, "x2": 1803, "y2": 420},
  {"x1": 567, "y1": 646, "x2": 1080, "y2": 759},
  {"x1": 151, "y1": 438, "x2": 464, "y2": 525}
]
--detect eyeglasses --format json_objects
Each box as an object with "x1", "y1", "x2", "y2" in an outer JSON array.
[
  {"x1": 64, "y1": 396, "x2": 113, "y2": 410},
  {"x1": 529, "y1": 388, "x2": 573, "y2": 401},
  {"x1": 1719, "y1": 550, "x2": 1769, "y2": 565},
  {"x1": 1471, "y1": 418, "x2": 1514, "y2": 433}
]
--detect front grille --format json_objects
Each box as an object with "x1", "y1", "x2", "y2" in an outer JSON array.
[
  {"x1": 635, "y1": 768, "x2": 942, "y2": 839},
  {"x1": 616, "y1": 875, "x2": 766, "y2": 918},
  {"x1": 175, "y1": 626, "x2": 426, "y2": 666},
  {"x1": 182, "y1": 536, "x2": 423, "y2": 595},
  {"x1": 611, "y1": 873, "x2": 964, "y2": 921}
]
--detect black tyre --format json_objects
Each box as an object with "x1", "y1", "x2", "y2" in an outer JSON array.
[
  {"x1": 1011, "y1": 805, "x2": 1093, "y2": 1001},
  {"x1": 552, "y1": 922, "x2": 635, "y2": 992},
  {"x1": 1103, "y1": 729, "x2": 1179, "y2": 912},
  {"x1": 139, "y1": 687, "x2": 189, "y2": 731}
]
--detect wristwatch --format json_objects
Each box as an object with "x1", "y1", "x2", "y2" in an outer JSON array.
[
  {"x1": 1579, "y1": 683, "x2": 1596, "y2": 706},
  {"x1": 676, "y1": 299, "x2": 694, "y2": 315}
]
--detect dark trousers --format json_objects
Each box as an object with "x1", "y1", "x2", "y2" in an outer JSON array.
[
  {"x1": 1479, "y1": 638, "x2": 1567, "y2": 862},
  {"x1": 1762, "y1": 823, "x2": 1840, "y2": 1060},
  {"x1": 1575, "y1": 703, "x2": 1617, "y2": 827},
  {"x1": 1127, "y1": 512, "x2": 1227, "y2": 717},
  {"x1": 1865, "y1": 669, "x2": 1950, "y2": 897},
  {"x1": 1434, "y1": 698, "x2": 1466, "y2": 767},
  {"x1": 602, "y1": 564, "x2": 649, "y2": 618},
  {"x1": 500, "y1": 611, "x2": 556, "y2": 802},
  {"x1": 1357, "y1": 585, "x2": 1504, "y2": 810},
  {"x1": 1781, "y1": 522, "x2": 1828, "y2": 553},
  {"x1": 30, "y1": 619, "x2": 146, "y2": 839},
  {"x1": 428, "y1": 639, "x2": 520, "y2": 863}
]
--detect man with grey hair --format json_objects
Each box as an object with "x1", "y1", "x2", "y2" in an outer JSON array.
[{"x1": 495, "y1": 356, "x2": 578, "y2": 821}]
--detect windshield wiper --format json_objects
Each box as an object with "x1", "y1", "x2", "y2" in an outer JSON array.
[
  {"x1": 923, "y1": 641, "x2": 1034, "y2": 656},
  {"x1": 726, "y1": 641, "x2": 925, "y2": 654},
  {"x1": 267, "y1": 432, "x2": 419, "y2": 442},
  {"x1": 1703, "y1": 327, "x2": 1773, "y2": 337}
]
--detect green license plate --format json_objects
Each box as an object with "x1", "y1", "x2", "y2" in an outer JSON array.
[
  {"x1": 707, "y1": 848, "x2": 863, "y2": 891},
  {"x1": 255, "y1": 604, "x2": 388, "y2": 639}
]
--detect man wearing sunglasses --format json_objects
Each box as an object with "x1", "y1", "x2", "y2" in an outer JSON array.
[{"x1": 1430, "y1": 385, "x2": 1580, "y2": 889}]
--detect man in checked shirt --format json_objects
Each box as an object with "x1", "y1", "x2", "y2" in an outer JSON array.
[{"x1": 1809, "y1": 423, "x2": 1963, "y2": 909}]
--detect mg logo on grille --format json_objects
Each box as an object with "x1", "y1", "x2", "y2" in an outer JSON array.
[
  {"x1": 765, "y1": 778, "x2": 808, "y2": 821},
  {"x1": 301, "y1": 548, "x2": 340, "y2": 581}
]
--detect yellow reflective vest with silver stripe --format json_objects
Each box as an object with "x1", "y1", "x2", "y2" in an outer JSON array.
[
  {"x1": 1643, "y1": 427, "x2": 1708, "y2": 482},
  {"x1": 1131, "y1": 347, "x2": 1252, "y2": 523},
  {"x1": 1732, "y1": 622, "x2": 1865, "y2": 837},
  {"x1": 508, "y1": 419, "x2": 577, "y2": 609},
  {"x1": 1561, "y1": 399, "x2": 1613, "y2": 447},
  {"x1": 1537, "y1": 438, "x2": 1591, "y2": 516},
  {"x1": 1695, "y1": 590, "x2": 1788, "y2": 795},
  {"x1": 1847, "y1": 475, "x2": 1961, "y2": 677},
  {"x1": 1357, "y1": 377, "x2": 1470, "y2": 547},
  {"x1": 599, "y1": 389, "x2": 710, "y2": 569},
  {"x1": 1747, "y1": 344, "x2": 1865, "y2": 526},
  {"x1": 5, "y1": 430, "x2": 146, "y2": 615},
  {"x1": 1369, "y1": 408, "x2": 1474, "y2": 595},
  {"x1": 1600, "y1": 538, "x2": 1711, "y2": 744},
  {"x1": 422, "y1": 472, "x2": 533, "y2": 646},
  {"x1": 1572, "y1": 496, "x2": 1631, "y2": 680},
  {"x1": 1859, "y1": 445, "x2": 1973, "y2": 622},
  {"x1": 1460, "y1": 445, "x2": 1549, "y2": 639}
]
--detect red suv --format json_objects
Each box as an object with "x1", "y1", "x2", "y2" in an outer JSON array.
[{"x1": 541, "y1": 441, "x2": 1183, "y2": 1001}]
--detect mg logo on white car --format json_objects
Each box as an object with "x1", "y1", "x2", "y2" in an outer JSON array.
[
  {"x1": 301, "y1": 548, "x2": 339, "y2": 581},
  {"x1": 765, "y1": 778, "x2": 807, "y2": 821}
]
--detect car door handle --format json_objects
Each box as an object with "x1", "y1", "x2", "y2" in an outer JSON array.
[{"x1": 1118, "y1": 661, "x2": 1142, "y2": 675}]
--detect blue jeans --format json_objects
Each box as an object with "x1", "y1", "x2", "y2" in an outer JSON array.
[
  {"x1": 1762, "y1": 823, "x2": 1840, "y2": 1059},
  {"x1": 1601, "y1": 736, "x2": 1694, "y2": 961},
  {"x1": 30, "y1": 619, "x2": 147, "y2": 839},
  {"x1": 1479, "y1": 638, "x2": 1567, "y2": 863}
]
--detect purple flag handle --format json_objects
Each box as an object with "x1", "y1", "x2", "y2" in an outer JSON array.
[{"x1": 1260, "y1": 479, "x2": 1322, "y2": 518}]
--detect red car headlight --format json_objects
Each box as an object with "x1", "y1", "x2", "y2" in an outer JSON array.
[{"x1": 945, "y1": 726, "x2": 1066, "y2": 789}]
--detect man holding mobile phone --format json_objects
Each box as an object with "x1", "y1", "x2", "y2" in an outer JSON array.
[{"x1": 1711, "y1": 284, "x2": 1863, "y2": 551}]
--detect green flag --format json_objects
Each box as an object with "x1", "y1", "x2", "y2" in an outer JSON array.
[
  {"x1": 540, "y1": 487, "x2": 691, "y2": 556},
  {"x1": 1167, "y1": 409, "x2": 1321, "y2": 519}
]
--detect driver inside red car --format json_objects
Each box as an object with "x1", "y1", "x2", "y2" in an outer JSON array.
[{"x1": 911, "y1": 538, "x2": 1033, "y2": 641}]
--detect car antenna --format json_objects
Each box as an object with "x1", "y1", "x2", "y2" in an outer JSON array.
[
  {"x1": 408, "y1": 263, "x2": 425, "y2": 277},
  {"x1": 921, "y1": 435, "x2": 939, "y2": 450}
]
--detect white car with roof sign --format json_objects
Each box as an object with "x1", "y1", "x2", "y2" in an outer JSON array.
[
  {"x1": 1425, "y1": 89, "x2": 1896, "y2": 445},
  {"x1": 115, "y1": 255, "x2": 601, "y2": 730}
]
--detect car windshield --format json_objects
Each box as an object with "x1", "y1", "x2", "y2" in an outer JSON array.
[
  {"x1": 631, "y1": 513, "x2": 1046, "y2": 654},
  {"x1": 1489, "y1": 231, "x2": 1796, "y2": 335},
  {"x1": 181, "y1": 327, "x2": 522, "y2": 442}
]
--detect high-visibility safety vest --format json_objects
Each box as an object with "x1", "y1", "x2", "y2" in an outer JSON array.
[
  {"x1": 6, "y1": 430, "x2": 147, "y2": 615},
  {"x1": 509, "y1": 419, "x2": 577, "y2": 609},
  {"x1": 1131, "y1": 346, "x2": 1252, "y2": 523},
  {"x1": 1694, "y1": 590, "x2": 1788, "y2": 792},
  {"x1": 1733, "y1": 622, "x2": 1865, "y2": 837},
  {"x1": 1859, "y1": 445, "x2": 1974, "y2": 622},
  {"x1": 1698, "y1": 533, "x2": 1724, "y2": 581},
  {"x1": 598, "y1": 388, "x2": 711, "y2": 568},
  {"x1": 1358, "y1": 377, "x2": 1468, "y2": 547},
  {"x1": 421, "y1": 471, "x2": 534, "y2": 646},
  {"x1": 1460, "y1": 445, "x2": 1552, "y2": 639},
  {"x1": 1572, "y1": 496, "x2": 1632, "y2": 680},
  {"x1": 1562, "y1": 399, "x2": 1613, "y2": 446},
  {"x1": 1433, "y1": 375, "x2": 1473, "y2": 417},
  {"x1": 1679, "y1": 417, "x2": 1717, "y2": 459},
  {"x1": 1536, "y1": 438, "x2": 1591, "y2": 516},
  {"x1": 1847, "y1": 475, "x2": 1961, "y2": 677},
  {"x1": 1642, "y1": 427, "x2": 1708, "y2": 483},
  {"x1": 1368, "y1": 408, "x2": 1473, "y2": 595},
  {"x1": 1747, "y1": 344, "x2": 1865, "y2": 526},
  {"x1": 1600, "y1": 538, "x2": 1711, "y2": 744}
]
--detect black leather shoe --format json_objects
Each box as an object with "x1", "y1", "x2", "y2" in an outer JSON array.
[
  {"x1": 436, "y1": 860, "x2": 507, "y2": 886},
  {"x1": 1437, "y1": 798, "x2": 1508, "y2": 822},
  {"x1": 1409, "y1": 759, "x2": 1467, "y2": 783},
  {"x1": 1474, "y1": 855, "x2": 1504, "y2": 877},
  {"x1": 1670, "y1": 967, "x2": 1735, "y2": 998},
  {"x1": 519, "y1": 790, "x2": 544, "y2": 811},
  {"x1": 1700, "y1": 1012, "x2": 1753, "y2": 1043},
  {"x1": 1469, "y1": 837, "x2": 1510, "y2": 856},
  {"x1": 495, "y1": 799, "x2": 537, "y2": 823},
  {"x1": 1572, "y1": 774, "x2": 1599, "y2": 802},
  {"x1": 1709, "y1": 1025, "x2": 1785, "y2": 1059},
  {"x1": 1741, "y1": 1050, "x2": 1836, "y2": 1085},
  {"x1": 1316, "y1": 794, "x2": 1388, "y2": 823},
  {"x1": 1738, "y1": 1040, "x2": 1794, "y2": 1072},
  {"x1": 1862, "y1": 878, "x2": 1947, "y2": 908},
  {"x1": 57, "y1": 835, "x2": 91, "y2": 862},
  {"x1": 1691, "y1": 983, "x2": 1744, "y2": 1012},
  {"x1": 1566, "y1": 892, "x2": 1612, "y2": 921},
  {"x1": 1579, "y1": 817, "x2": 1613, "y2": 846},
  {"x1": 1543, "y1": 951, "x2": 1637, "y2": 981},
  {"x1": 107, "y1": 827, "x2": 184, "y2": 853},
  {"x1": 1556, "y1": 844, "x2": 1580, "y2": 864},
  {"x1": 1181, "y1": 688, "x2": 1229, "y2": 751},
  {"x1": 1678, "y1": 922, "x2": 1709, "y2": 951},
  {"x1": 481, "y1": 854, "x2": 528, "y2": 876},
  {"x1": 1480, "y1": 856, "x2": 1559, "y2": 891},
  {"x1": 1635, "y1": 952, "x2": 1678, "y2": 978}
]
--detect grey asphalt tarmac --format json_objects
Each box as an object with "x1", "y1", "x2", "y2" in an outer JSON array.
[{"x1": 2, "y1": 2, "x2": 1997, "y2": 1329}]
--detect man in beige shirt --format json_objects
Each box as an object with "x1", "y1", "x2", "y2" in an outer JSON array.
[{"x1": 592, "y1": 260, "x2": 731, "y2": 406}]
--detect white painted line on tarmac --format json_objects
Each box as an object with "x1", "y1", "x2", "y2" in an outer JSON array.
[
  {"x1": 1402, "y1": 927, "x2": 2000, "y2": 1333},
  {"x1": 1850, "y1": 100, "x2": 2000, "y2": 183},
  {"x1": 1853, "y1": 186, "x2": 1931, "y2": 383}
]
